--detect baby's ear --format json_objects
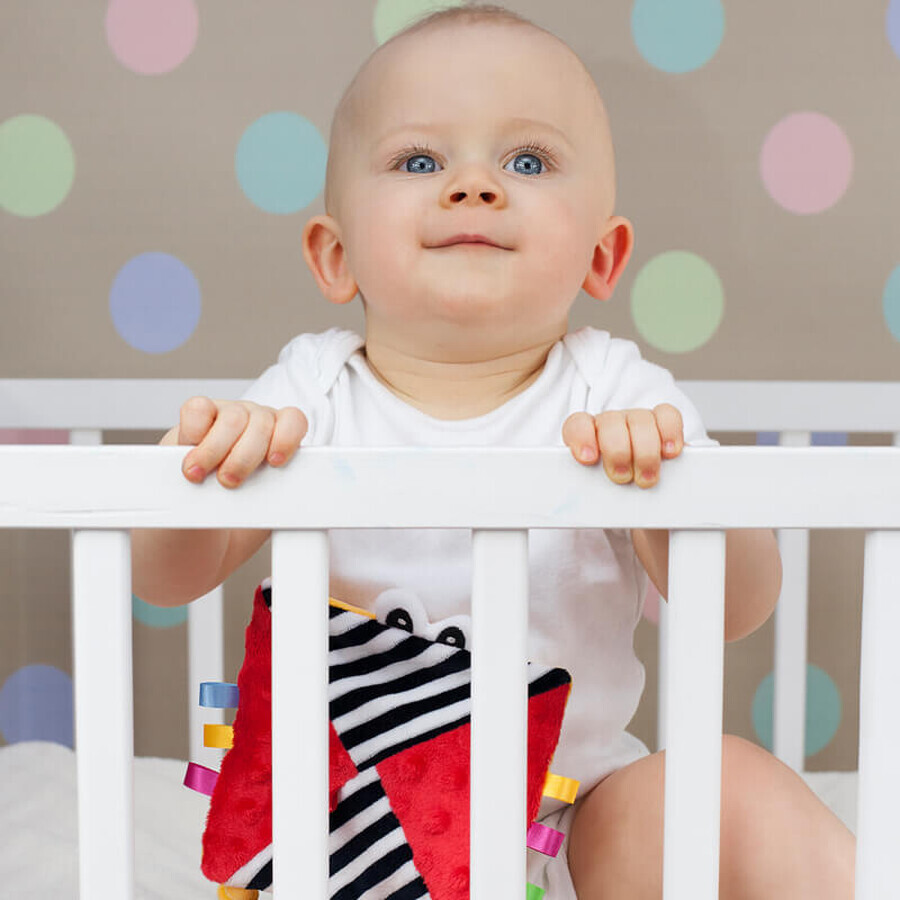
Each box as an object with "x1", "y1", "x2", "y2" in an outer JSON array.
[
  {"x1": 301, "y1": 215, "x2": 359, "y2": 305},
  {"x1": 581, "y1": 216, "x2": 634, "y2": 302}
]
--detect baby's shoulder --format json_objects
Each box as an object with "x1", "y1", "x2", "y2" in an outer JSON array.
[
  {"x1": 563, "y1": 326, "x2": 660, "y2": 382},
  {"x1": 272, "y1": 328, "x2": 364, "y2": 391}
]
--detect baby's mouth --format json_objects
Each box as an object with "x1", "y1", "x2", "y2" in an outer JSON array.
[{"x1": 429, "y1": 233, "x2": 512, "y2": 250}]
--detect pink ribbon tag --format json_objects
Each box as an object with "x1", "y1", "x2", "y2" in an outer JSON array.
[
  {"x1": 526, "y1": 822, "x2": 565, "y2": 857},
  {"x1": 184, "y1": 762, "x2": 219, "y2": 796}
]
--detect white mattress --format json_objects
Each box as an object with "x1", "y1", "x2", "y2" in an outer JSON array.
[
  {"x1": 0, "y1": 741, "x2": 859, "y2": 898},
  {"x1": 0, "y1": 741, "x2": 211, "y2": 899}
]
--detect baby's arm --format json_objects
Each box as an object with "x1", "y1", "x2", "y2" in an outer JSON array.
[
  {"x1": 131, "y1": 397, "x2": 307, "y2": 607},
  {"x1": 562, "y1": 407, "x2": 782, "y2": 642}
]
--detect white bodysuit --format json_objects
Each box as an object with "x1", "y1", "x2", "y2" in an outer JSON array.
[{"x1": 242, "y1": 325, "x2": 716, "y2": 804}]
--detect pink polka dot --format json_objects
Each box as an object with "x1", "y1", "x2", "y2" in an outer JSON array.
[
  {"x1": 642, "y1": 583, "x2": 661, "y2": 625},
  {"x1": 105, "y1": 0, "x2": 199, "y2": 75},
  {"x1": 760, "y1": 112, "x2": 853, "y2": 214},
  {"x1": 0, "y1": 429, "x2": 67, "y2": 444}
]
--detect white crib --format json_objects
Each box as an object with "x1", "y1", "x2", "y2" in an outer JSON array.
[{"x1": 1, "y1": 378, "x2": 899, "y2": 899}]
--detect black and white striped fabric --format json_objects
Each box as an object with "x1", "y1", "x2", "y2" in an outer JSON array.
[
  {"x1": 329, "y1": 605, "x2": 474, "y2": 771},
  {"x1": 240, "y1": 595, "x2": 569, "y2": 897}
]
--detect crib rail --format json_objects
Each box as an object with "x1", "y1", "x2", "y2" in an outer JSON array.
[
  {"x1": 6, "y1": 378, "x2": 900, "y2": 775},
  {"x1": 1, "y1": 445, "x2": 899, "y2": 899}
]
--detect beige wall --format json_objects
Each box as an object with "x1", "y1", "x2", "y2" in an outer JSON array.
[{"x1": 3, "y1": 1, "x2": 898, "y2": 768}]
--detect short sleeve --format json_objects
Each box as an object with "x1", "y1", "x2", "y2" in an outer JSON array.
[
  {"x1": 240, "y1": 328, "x2": 363, "y2": 446},
  {"x1": 565, "y1": 328, "x2": 718, "y2": 447}
]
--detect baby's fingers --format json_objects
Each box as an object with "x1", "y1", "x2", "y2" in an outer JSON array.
[
  {"x1": 562, "y1": 412, "x2": 600, "y2": 464},
  {"x1": 213, "y1": 404, "x2": 278, "y2": 488},
  {"x1": 182, "y1": 402, "x2": 253, "y2": 482},
  {"x1": 178, "y1": 396, "x2": 218, "y2": 446},
  {"x1": 654, "y1": 403, "x2": 684, "y2": 459},
  {"x1": 266, "y1": 407, "x2": 308, "y2": 466},
  {"x1": 595, "y1": 410, "x2": 633, "y2": 484},
  {"x1": 625, "y1": 409, "x2": 662, "y2": 488}
]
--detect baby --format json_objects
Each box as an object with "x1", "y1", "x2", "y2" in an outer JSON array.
[{"x1": 132, "y1": 4, "x2": 855, "y2": 898}]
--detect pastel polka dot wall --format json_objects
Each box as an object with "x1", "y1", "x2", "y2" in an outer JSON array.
[{"x1": 3, "y1": 0, "x2": 899, "y2": 766}]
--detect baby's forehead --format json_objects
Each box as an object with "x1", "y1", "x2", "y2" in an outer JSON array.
[
  {"x1": 344, "y1": 21, "x2": 605, "y2": 140},
  {"x1": 325, "y1": 19, "x2": 615, "y2": 214}
]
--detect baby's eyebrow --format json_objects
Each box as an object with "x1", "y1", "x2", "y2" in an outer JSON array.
[{"x1": 374, "y1": 117, "x2": 575, "y2": 152}]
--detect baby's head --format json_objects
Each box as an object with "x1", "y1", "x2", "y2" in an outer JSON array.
[{"x1": 302, "y1": 4, "x2": 634, "y2": 360}]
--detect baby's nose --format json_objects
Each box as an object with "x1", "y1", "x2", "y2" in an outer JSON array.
[{"x1": 447, "y1": 187, "x2": 499, "y2": 205}]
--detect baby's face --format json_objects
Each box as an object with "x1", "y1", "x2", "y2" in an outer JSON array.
[{"x1": 327, "y1": 24, "x2": 621, "y2": 357}]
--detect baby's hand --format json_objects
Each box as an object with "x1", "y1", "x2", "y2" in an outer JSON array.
[
  {"x1": 562, "y1": 404, "x2": 683, "y2": 488},
  {"x1": 164, "y1": 397, "x2": 307, "y2": 488}
]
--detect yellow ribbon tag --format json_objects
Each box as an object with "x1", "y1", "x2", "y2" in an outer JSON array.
[
  {"x1": 204, "y1": 724, "x2": 234, "y2": 750},
  {"x1": 542, "y1": 772, "x2": 580, "y2": 804}
]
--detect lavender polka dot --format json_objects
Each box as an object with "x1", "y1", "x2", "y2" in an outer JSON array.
[
  {"x1": 0, "y1": 665, "x2": 73, "y2": 747},
  {"x1": 760, "y1": 112, "x2": 853, "y2": 214},
  {"x1": 109, "y1": 252, "x2": 201, "y2": 353},
  {"x1": 888, "y1": 0, "x2": 900, "y2": 59}
]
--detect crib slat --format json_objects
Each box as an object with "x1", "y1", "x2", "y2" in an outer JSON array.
[
  {"x1": 855, "y1": 529, "x2": 900, "y2": 898},
  {"x1": 72, "y1": 529, "x2": 134, "y2": 900},
  {"x1": 271, "y1": 530, "x2": 330, "y2": 899},
  {"x1": 662, "y1": 530, "x2": 726, "y2": 900},
  {"x1": 188, "y1": 585, "x2": 225, "y2": 767},
  {"x1": 773, "y1": 429, "x2": 811, "y2": 773},
  {"x1": 470, "y1": 529, "x2": 529, "y2": 900}
]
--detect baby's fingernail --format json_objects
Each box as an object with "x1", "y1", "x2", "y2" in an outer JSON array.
[
  {"x1": 664, "y1": 441, "x2": 676, "y2": 455},
  {"x1": 269, "y1": 452, "x2": 285, "y2": 466},
  {"x1": 185, "y1": 465, "x2": 205, "y2": 482},
  {"x1": 579, "y1": 446, "x2": 596, "y2": 463},
  {"x1": 220, "y1": 472, "x2": 239, "y2": 487}
]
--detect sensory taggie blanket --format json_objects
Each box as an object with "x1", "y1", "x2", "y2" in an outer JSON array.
[{"x1": 186, "y1": 581, "x2": 578, "y2": 899}]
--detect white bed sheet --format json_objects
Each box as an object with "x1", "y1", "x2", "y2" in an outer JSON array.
[
  {"x1": 0, "y1": 741, "x2": 859, "y2": 898},
  {"x1": 0, "y1": 741, "x2": 211, "y2": 899}
]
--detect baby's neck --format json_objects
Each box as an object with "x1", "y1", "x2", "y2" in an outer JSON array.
[{"x1": 362, "y1": 336, "x2": 558, "y2": 420}]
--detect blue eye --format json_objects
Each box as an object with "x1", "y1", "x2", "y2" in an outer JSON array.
[
  {"x1": 404, "y1": 154, "x2": 439, "y2": 174},
  {"x1": 507, "y1": 152, "x2": 543, "y2": 176}
]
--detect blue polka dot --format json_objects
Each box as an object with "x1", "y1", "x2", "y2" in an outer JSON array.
[
  {"x1": 883, "y1": 265, "x2": 900, "y2": 342},
  {"x1": 0, "y1": 664, "x2": 73, "y2": 747},
  {"x1": 133, "y1": 594, "x2": 188, "y2": 628},
  {"x1": 236, "y1": 112, "x2": 327, "y2": 214},
  {"x1": 631, "y1": 0, "x2": 725, "y2": 74},
  {"x1": 109, "y1": 252, "x2": 201, "y2": 353},
  {"x1": 888, "y1": 0, "x2": 900, "y2": 59},
  {"x1": 757, "y1": 432, "x2": 848, "y2": 446},
  {"x1": 752, "y1": 664, "x2": 842, "y2": 758},
  {"x1": 811, "y1": 432, "x2": 848, "y2": 447}
]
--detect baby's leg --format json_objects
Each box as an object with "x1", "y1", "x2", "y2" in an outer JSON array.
[{"x1": 567, "y1": 734, "x2": 855, "y2": 899}]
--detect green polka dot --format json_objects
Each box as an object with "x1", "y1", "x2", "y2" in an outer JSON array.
[
  {"x1": 132, "y1": 593, "x2": 188, "y2": 628},
  {"x1": 0, "y1": 115, "x2": 75, "y2": 217},
  {"x1": 752, "y1": 664, "x2": 842, "y2": 758},
  {"x1": 630, "y1": 250, "x2": 724, "y2": 353},
  {"x1": 373, "y1": 0, "x2": 465, "y2": 45}
]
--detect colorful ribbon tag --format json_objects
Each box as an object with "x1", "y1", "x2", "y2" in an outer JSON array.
[
  {"x1": 526, "y1": 884, "x2": 546, "y2": 900},
  {"x1": 184, "y1": 762, "x2": 219, "y2": 796},
  {"x1": 542, "y1": 772, "x2": 580, "y2": 804},
  {"x1": 526, "y1": 822, "x2": 565, "y2": 857},
  {"x1": 199, "y1": 682, "x2": 240, "y2": 709},
  {"x1": 204, "y1": 723, "x2": 234, "y2": 749}
]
